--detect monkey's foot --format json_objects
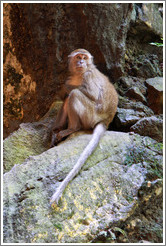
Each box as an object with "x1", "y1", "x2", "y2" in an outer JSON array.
[
  {"x1": 57, "y1": 129, "x2": 79, "y2": 141},
  {"x1": 50, "y1": 133, "x2": 64, "y2": 147},
  {"x1": 51, "y1": 131, "x2": 70, "y2": 147}
]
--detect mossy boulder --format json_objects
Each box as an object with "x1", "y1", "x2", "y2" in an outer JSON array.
[
  {"x1": 3, "y1": 132, "x2": 163, "y2": 243},
  {"x1": 3, "y1": 101, "x2": 62, "y2": 173}
]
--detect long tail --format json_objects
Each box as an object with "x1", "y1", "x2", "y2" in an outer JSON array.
[{"x1": 50, "y1": 123, "x2": 106, "y2": 205}]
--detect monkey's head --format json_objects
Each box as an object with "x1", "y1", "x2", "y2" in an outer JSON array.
[{"x1": 68, "y1": 49, "x2": 94, "y2": 74}]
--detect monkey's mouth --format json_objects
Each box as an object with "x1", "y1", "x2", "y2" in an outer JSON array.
[{"x1": 76, "y1": 65, "x2": 85, "y2": 69}]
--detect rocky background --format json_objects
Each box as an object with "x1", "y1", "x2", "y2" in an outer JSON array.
[{"x1": 3, "y1": 3, "x2": 163, "y2": 244}]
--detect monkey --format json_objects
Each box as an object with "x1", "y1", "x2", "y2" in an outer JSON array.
[{"x1": 50, "y1": 49, "x2": 118, "y2": 205}]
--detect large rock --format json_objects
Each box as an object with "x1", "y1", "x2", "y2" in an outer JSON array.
[
  {"x1": 125, "y1": 86, "x2": 146, "y2": 103},
  {"x1": 3, "y1": 123, "x2": 48, "y2": 173},
  {"x1": 113, "y1": 96, "x2": 154, "y2": 131},
  {"x1": 3, "y1": 131, "x2": 163, "y2": 243},
  {"x1": 135, "y1": 3, "x2": 163, "y2": 36},
  {"x1": 130, "y1": 115, "x2": 163, "y2": 142},
  {"x1": 115, "y1": 108, "x2": 145, "y2": 130},
  {"x1": 145, "y1": 77, "x2": 163, "y2": 114},
  {"x1": 116, "y1": 76, "x2": 147, "y2": 97},
  {"x1": 3, "y1": 101, "x2": 62, "y2": 173},
  {"x1": 130, "y1": 54, "x2": 162, "y2": 78},
  {"x1": 125, "y1": 4, "x2": 163, "y2": 79}
]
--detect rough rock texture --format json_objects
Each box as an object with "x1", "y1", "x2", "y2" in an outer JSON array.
[
  {"x1": 3, "y1": 4, "x2": 37, "y2": 137},
  {"x1": 113, "y1": 75, "x2": 163, "y2": 133},
  {"x1": 117, "y1": 76, "x2": 147, "y2": 97},
  {"x1": 145, "y1": 77, "x2": 163, "y2": 114},
  {"x1": 130, "y1": 115, "x2": 163, "y2": 142},
  {"x1": 3, "y1": 101, "x2": 62, "y2": 173},
  {"x1": 114, "y1": 107, "x2": 150, "y2": 130},
  {"x1": 131, "y1": 3, "x2": 163, "y2": 36},
  {"x1": 3, "y1": 132, "x2": 163, "y2": 243},
  {"x1": 113, "y1": 95, "x2": 154, "y2": 131},
  {"x1": 125, "y1": 3, "x2": 163, "y2": 78},
  {"x1": 125, "y1": 86, "x2": 146, "y2": 103}
]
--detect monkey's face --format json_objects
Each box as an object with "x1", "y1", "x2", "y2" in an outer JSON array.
[
  {"x1": 73, "y1": 54, "x2": 89, "y2": 72},
  {"x1": 68, "y1": 49, "x2": 93, "y2": 74}
]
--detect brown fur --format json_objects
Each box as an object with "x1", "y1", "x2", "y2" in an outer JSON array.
[
  {"x1": 51, "y1": 49, "x2": 118, "y2": 145},
  {"x1": 50, "y1": 49, "x2": 118, "y2": 204}
]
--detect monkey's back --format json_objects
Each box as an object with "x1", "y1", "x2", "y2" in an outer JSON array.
[
  {"x1": 90, "y1": 69, "x2": 118, "y2": 128},
  {"x1": 102, "y1": 76, "x2": 118, "y2": 127}
]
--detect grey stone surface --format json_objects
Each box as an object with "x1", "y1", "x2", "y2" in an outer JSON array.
[{"x1": 3, "y1": 132, "x2": 163, "y2": 243}]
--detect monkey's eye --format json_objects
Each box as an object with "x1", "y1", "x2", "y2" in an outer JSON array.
[
  {"x1": 76, "y1": 55, "x2": 82, "y2": 60},
  {"x1": 83, "y1": 56, "x2": 88, "y2": 60}
]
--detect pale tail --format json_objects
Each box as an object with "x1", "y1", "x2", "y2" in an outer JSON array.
[{"x1": 50, "y1": 123, "x2": 106, "y2": 205}]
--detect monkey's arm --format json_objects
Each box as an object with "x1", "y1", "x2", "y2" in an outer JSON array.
[
  {"x1": 50, "y1": 123, "x2": 106, "y2": 205},
  {"x1": 80, "y1": 84, "x2": 104, "y2": 112},
  {"x1": 95, "y1": 88, "x2": 104, "y2": 112},
  {"x1": 59, "y1": 84, "x2": 80, "y2": 100}
]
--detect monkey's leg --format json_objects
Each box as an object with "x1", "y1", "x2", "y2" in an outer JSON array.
[
  {"x1": 52, "y1": 99, "x2": 69, "y2": 132},
  {"x1": 51, "y1": 99, "x2": 69, "y2": 147},
  {"x1": 52, "y1": 91, "x2": 84, "y2": 146},
  {"x1": 52, "y1": 91, "x2": 83, "y2": 145}
]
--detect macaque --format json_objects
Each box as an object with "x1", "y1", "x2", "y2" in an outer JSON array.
[{"x1": 50, "y1": 49, "x2": 118, "y2": 205}]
